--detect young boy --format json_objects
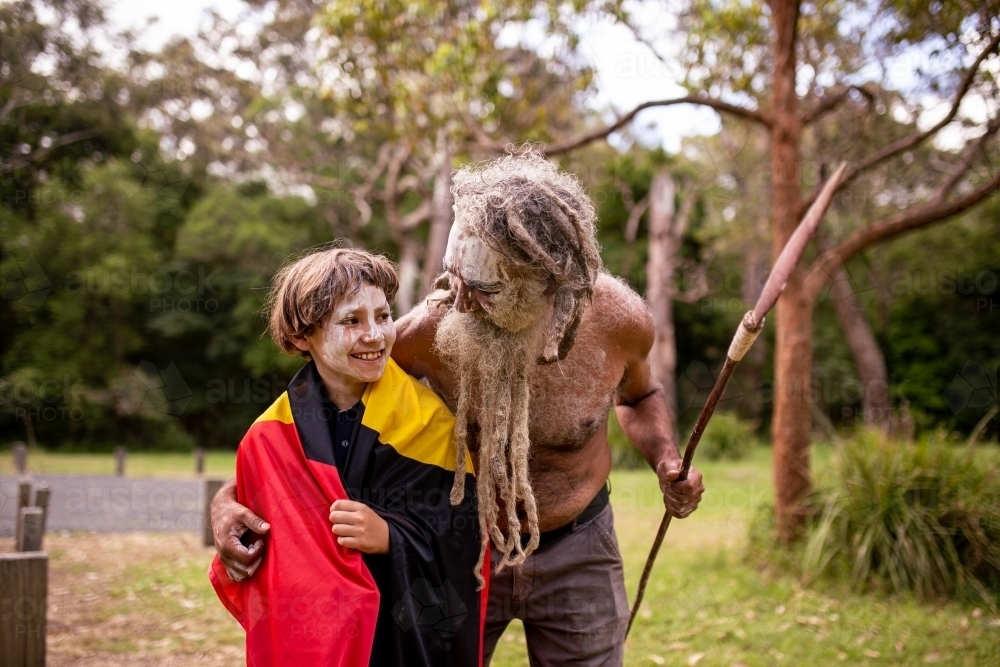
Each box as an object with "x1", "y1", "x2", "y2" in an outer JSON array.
[{"x1": 209, "y1": 248, "x2": 487, "y2": 666}]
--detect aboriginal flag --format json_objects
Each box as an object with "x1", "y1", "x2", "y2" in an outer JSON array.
[{"x1": 210, "y1": 359, "x2": 487, "y2": 666}]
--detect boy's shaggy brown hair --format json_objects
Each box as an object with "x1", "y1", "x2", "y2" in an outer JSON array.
[{"x1": 266, "y1": 247, "x2": 398, "y2": 358}]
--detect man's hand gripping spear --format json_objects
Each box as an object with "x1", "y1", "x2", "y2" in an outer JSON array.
[{"x1": 626, "y1": 162, "x2": 849, "y2": 637}]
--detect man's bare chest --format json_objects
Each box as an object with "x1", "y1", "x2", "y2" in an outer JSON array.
[{"x1": 525, "y1": 345, "x2": 624, "y2": 450}]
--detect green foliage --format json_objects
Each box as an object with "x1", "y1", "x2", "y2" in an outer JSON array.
[
  {"x1": 607, "y1": 408, "x2": 648, "y2": 470},
  {"x1": 697, "y1": 412, "x2": 755, "y2": 461},
  {"x1": 316, "y1": 0, "x2": 593, "y2": 141},
  {"x1": 803, "y1": 431, "x2": 1000, "y2": 606},
  {"x1": 3, "y1": 0, "x2": 998, "y2": 455},
  {"x1": 883, "y1": 203, "x2": 1000, "y2": 436},
  {"x1": 608, "y1": 408, "x2": 756, "y2": 468},
  {"x1": 0, "y1": 0, "x2": 140, "y2": 216},
  {"x1": 0, "y1": 159, "x2": 326, "y2": 450}
]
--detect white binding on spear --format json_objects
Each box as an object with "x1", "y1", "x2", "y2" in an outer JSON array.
[{"x1": 625, "y1": 162, "x2": 849, "y2": 637}]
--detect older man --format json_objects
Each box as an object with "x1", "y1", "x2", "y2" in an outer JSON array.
[{"x1": 212, "y1": 150, "x2": 704, "y2": 666}]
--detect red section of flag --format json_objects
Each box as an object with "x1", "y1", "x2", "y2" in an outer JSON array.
[{"x1": 210, "y1": 417, "x2": 380, "y2": 666}]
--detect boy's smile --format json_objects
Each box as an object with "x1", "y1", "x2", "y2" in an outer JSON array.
[{"x1": 295, "y1": 283, "x2": 396, "y2": 408}]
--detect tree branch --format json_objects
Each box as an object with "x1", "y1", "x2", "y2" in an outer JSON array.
[
  {"x1": 618, "y1": 192, "x2": 649, "y2": 277},
  {"x1": 804, "y1": 175, "x2": 999, "y2": 301},
  {"x1": 933, "y1": 116, "x2": 1000, "y2": 200},
  {"x1": 398, "y1": 198, "x2": 431, "y2": 232},
  {"x1": 670, "y1": 185, "x2": 698, "y2": 241},
  {"x1": 0, "y1": 93, "x2": 29, "y2": 122},
  {"x1": 383, "y1": 141, "x2": 413, "y2": 231},
  {"x1": 802, "y1": 31, "x2": 1000, "y2": 208},
  {"x1": 619, "y1": 16, "x2": 674, "y2": 70},
  {"x1": 802, "y1": 85, "x2": 875, "y2": 125},
  {"x1": 1, "y1": 127, "x2": 104, "y2": 173},
  {"x1": 667, "y1": 250, "x2": 717, "y2": 303},
  {"x1": 475, "y1": 95, "x2": 771, "y2": 156},
  {"x1": 624, "y1": 194, "x2": 650, "y2": 244}
]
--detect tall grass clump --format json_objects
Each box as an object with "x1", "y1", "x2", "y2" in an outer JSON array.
[
  {"x1": 697, "y1": 413, "x2": 755, "y2": 461},
  {"x1": 803, "y1": 430, "x2": 1000, "y2": 606}
]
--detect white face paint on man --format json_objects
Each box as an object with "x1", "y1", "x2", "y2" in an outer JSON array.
[
  {"x1": 444, "y1": 220, "x2": 504, "y2": 297},
  {"x1": 444, "y1": 218, "x2": 549, "y2": 332},
  {"x1": 300, "y1": 284, "x2": 396, "y2": 405}
]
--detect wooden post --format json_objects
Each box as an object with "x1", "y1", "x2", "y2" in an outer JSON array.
[
  {"x1": 194, "y1": 447, "x2": 205, "y2": 475},
  {"x1": 17, "y1": 479, "x2": 31, "y2": 516},
  {"x1": 114, "y1": 446, "x2": 127, "y2": 477},
  {"x1": 15, "y1": 479, "x2": 32, "y2": 551},
  {"x1": 0, "y1": 552, "x2": 48, "y2": 667},
  {"x1": 203, "y1": 479, "x2": 224, "y2": 548},
  {"x1": 15, "y1": 508, "x2": 43, "y2": 553},
  {"x1": 12, "y1": 442, "x2": 27, "y2": 474},
  {"x1": 32, "y1": 485, "x2": 50, "y2": 541}
]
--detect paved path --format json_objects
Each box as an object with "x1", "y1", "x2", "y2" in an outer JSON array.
[{"x1": 0, "y1": 475, "x2": 212, "y2": 536}]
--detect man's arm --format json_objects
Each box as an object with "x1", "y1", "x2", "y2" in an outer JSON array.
[
  {"x1": 611, "y1": 287, "x2": 704, "y2": 518},
  {"x1": 391, "y1": 300, "x2": 454, "y2": 399},
  {"x1": 210, "y1": 477, "x2": 270, "y2": 581}
]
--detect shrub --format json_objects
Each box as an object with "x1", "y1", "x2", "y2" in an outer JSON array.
[
  {"x1": 697, "y1": 412, "x2": 755, "y2": 461},
  {"x1": 803, "y1": 430, "x2": 1000, "y2": 605},
  {"x1": 607, "y1": 409, "x2": 647, "y2": 470}
]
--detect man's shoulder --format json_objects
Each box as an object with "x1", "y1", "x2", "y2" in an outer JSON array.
[
  {"x1": 589, "y1": 273, "x2": 653, "y2": 338},
  {"x1": 593, "y1": 272, "x2": 645, "y2": 302},
  {"x1": 396, "y1": 300, "x2": 448, "y2": 339},
  {"x1": 392, "y1": 300, "x2": 449, "y2": 381}
]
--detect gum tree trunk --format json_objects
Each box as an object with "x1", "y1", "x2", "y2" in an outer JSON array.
[
  {"x1": 421, "y1": 131, "x2": 453, "y2": 297},
  {"x1": 395, "y1": 236, "x2": 420, "y2": 314},
  {"x1": 645, "y1": 173, "x2": 680, "y2": 418},
  {"x1": 768, "y1": 0, "x2": 811, "y2": 543},
  {"x1": 829, "y1": 267, "x2": 893, "y2": 431}
]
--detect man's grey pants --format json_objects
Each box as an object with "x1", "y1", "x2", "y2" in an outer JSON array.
[{"x1": 482, "y1": 505, "x2": 630, "y2": 666}]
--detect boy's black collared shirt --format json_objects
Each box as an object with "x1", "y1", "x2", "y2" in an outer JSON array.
[
  {"x1": 282, "y1": 361, "x2": 483, "y2": 666},
  {"x1": 325, "y1": 398, "x2": 361, "y2": 471}
]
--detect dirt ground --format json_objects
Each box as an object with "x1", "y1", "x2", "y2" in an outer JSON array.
[{"x1": 3, "y1": 531, "x2": 244, "y2": 667}]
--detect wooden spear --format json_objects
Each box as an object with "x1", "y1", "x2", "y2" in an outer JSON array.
[{"x1": 626, "y1": 162, "x2": 848, "y2": 637}]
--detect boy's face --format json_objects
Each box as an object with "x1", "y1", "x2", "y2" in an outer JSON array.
[{"x1": 302, "y1": 284, "x2": 396, "y2": 388}]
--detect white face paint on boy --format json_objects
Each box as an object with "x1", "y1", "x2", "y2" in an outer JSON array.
[{"x1": 295, "y1": 284, "x2": 396, "y2": 408}]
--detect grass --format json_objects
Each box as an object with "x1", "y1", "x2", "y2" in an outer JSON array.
[
  {"x1": 801, "y1": 432, "x2": 1000, "y2": 604},
  {"x1": 490, "y1": 446, "x2": 1000, "y2": 667},
  {"x1": 0, "y1": 445, "x2": 237, "y2": 479},
  {"x1": 3, "y1": 444, "x2": 997, "y2": 666},
  {"x1": 1, "y1": 532, "x2": 244, "y2": 666}
]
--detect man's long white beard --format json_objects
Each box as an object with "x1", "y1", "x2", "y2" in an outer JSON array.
[{"x1": 435, "y1": 301, "x2": 546, "y2": 586}]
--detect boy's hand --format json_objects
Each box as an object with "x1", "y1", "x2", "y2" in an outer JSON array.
[{"x1": 329, "y1": 499, "x2": 390, "y2": 554}]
